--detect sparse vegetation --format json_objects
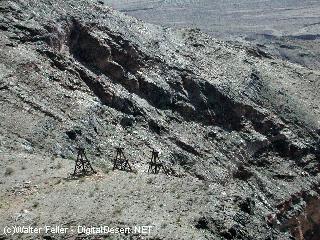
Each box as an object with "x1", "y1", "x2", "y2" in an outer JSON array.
[
  {"x1": 68, "y1": 156, "x2": 76, "y2": 161},
  {"x1": 56, "y1": 162, "x2": 62, "y2": 169},
  {"x1": 147, "y1": 178, "x2": 153, "y2": 184},
  {"x1": 4, "y1": 167, "x2": 14, "y2": 176},
  {"x1": 161, "y1": 222, "x2": 167, "y2": 229},
  {"x1": 55, "y1": 179, "x2": 62, "y2": 185},
  {"x1": 176, "y1": 216, "x2": 182, "y2": 225},
  {"x1": 32, "y1": 201, "x2": 39, "y2": 208},
  {"x1": 99, "y1": 162, "x2": 111, "y2": 174},
  {"x1": 113, "y1": 208, "x2": 122, "y2": 216},
  {"x1": 0, "y1": 198, "x2": 9, "y2": 209}
]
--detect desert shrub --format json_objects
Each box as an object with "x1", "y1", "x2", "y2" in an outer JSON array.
[{"x1": 4, "y1": 167, "x2": 14, "y2": 176}]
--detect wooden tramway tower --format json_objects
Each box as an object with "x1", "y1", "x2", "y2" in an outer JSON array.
[
  {"x1": 73, "y1": 147, "x2": 96, "y2": 176},
  {"x1": 148, "y1": 149, "x2": 169, "y2": 174},
  {"x1": 113, "y1": 147, "x2": 133, "y2": 172}
]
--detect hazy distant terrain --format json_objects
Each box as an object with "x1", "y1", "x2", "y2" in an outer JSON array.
[
  {"x1": 103, "y1": 0, "x2": 320, "y2": 37},
  {"x1": 104, "y1": 0, "x2": 320, "y2": 69}
]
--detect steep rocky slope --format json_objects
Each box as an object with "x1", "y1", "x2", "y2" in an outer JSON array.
[
  {"x1": 0, "y1": 0, "x2": 320, "y2": 239},
  {"x1": 243, "y1": 34, "x2": 320, "y2": 71}
]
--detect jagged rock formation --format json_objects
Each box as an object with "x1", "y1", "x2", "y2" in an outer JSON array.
[{"x1": 0, "y1": 0, "x2": 320, "y2": 239}]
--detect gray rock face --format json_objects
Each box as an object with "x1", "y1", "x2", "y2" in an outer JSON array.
[{"x1": 0, "y1": 0, "x2": 320, "y2": 239}]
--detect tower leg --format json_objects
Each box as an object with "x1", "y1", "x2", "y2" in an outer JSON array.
[
  {"x1": 84, "y1": 151, "x2": 96, "y2": 173},
  {"x1": 113, "y1": 152, "x2": 119, "y2": 170},
  {"x1": 73, "y1": 152, "x2": 81, "y2": 175},
  {"x1": 81, "y1": 153, "x2": 86, "y2": 175}
]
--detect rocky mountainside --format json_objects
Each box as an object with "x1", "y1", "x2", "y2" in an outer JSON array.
[{"x1": 0, "y1": 0, "x2": 320, "y2": 239}]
